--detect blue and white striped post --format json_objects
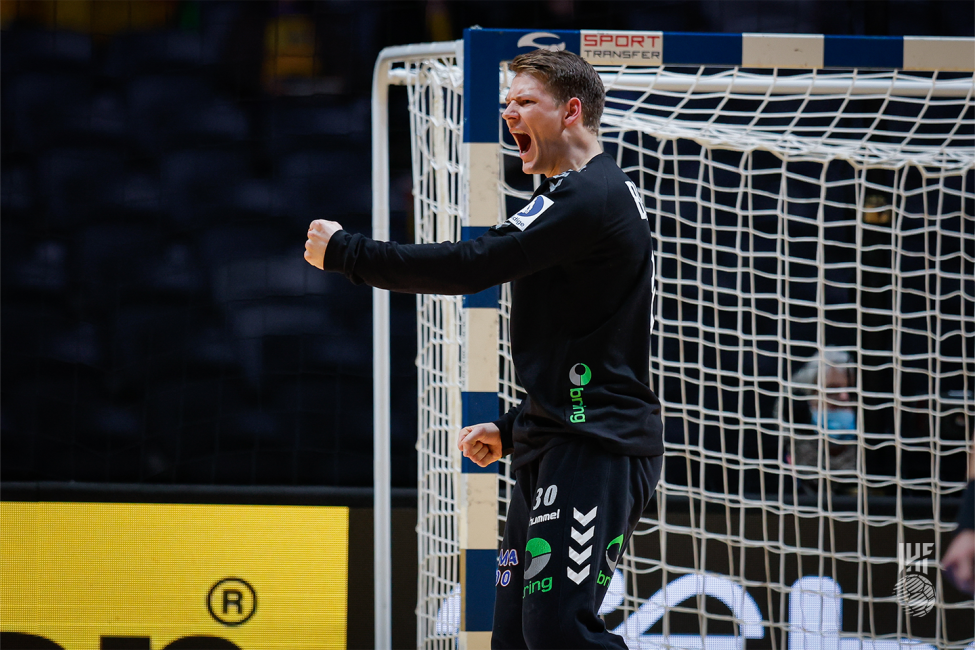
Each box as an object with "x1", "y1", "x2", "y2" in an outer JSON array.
[
  {"x1": 457, "y1": 27, "x2": 578, "y2": 649},
  {"x1": 456, "y1": 35, "x2": 499, "y2": 650}
]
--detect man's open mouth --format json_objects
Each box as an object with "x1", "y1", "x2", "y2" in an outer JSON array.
[{"x1": 512, "y1": 132, "x2": 532, "y2": 156}]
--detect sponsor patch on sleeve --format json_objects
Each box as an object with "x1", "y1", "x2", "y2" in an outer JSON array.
[{"x1": 507, "y1": 195, "x2": 554, "y2": 231}]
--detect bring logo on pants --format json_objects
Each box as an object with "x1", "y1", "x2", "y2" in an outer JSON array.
[{"x1": 523, "y1": 537, "x2": 553, "y2": 597}]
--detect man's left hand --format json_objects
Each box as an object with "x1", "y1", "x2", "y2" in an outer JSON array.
[
  {"x1": 943, "y1": 529, "x2": 975, "y2": 595},
  {"x1": 304, "y1": 219, "x2": 343, "y2": 269},
  {"x1": 458, "y1": 422, "x2": 503, "y2": 468}
]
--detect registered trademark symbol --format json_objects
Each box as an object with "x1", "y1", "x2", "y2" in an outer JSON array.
[{"x1": 207, "y1": 578, "x2": 257, "y2": 626}]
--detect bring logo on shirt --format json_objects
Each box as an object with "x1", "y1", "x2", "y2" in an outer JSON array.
[{"x1": 568, "y1": 363, "x2": 591, "y2": 423}]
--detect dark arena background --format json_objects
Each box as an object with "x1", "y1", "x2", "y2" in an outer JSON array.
[{"x1": 1, "y1": 1, "x2": 973, "y2": 648}]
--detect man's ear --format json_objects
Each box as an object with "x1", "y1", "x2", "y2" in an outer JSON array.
[{"x1": 563, "y1": 97, "x2": 584, "y2": 127}]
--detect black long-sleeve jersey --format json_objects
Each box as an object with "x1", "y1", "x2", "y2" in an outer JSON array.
[{"x1": 321, "y1": 152, "x2": 663, "y2": 470}]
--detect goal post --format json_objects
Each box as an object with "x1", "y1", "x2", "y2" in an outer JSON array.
[{"x1": 371, "y1": 29, "x2": 975, "y2": 650}]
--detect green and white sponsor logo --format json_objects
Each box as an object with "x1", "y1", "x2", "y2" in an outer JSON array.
[
  {"x1": 598, "y1": 534, "x2": 625, "y2": 586},
  {"x1": 523, "y1": 537, "x2": 554, "y2": 598},
  {"x1": 569, "y1": 363, "x2": 591, "y2": 387},
  {"x1": 524, "y1": 537, "x2": 552, "y2": 580},
  {"x1": 569, "y1": 363, "x2": 591, "y2": 424},
  {"x1": 605, "y1": 533, "x2": 624, "y2": 572}
]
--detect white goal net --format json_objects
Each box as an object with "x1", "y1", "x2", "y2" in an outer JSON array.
[{"x1": 380, "y1": 33, "x2": 975, "y2": 650}]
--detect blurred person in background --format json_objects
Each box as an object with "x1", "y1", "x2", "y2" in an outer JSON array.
[
  {"x1": 942, "y1": 448, "x2": 975, "y2": 595},
  {"x1": 775, "y1": 348, "x2": 859, "y2": 496}
]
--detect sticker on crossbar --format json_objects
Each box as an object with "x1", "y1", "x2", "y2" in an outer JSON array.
[{"x1": 581, "y1": 31, "x2": 663, "y2": 66}]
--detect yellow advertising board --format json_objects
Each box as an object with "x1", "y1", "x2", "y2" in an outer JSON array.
[{"x1": 0, "y1": 502, "x2": 348, "y2": 649}]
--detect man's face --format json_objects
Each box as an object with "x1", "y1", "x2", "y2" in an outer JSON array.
[
  {"x1": 817, "y1": 366, "x2": 853, "y2": 410},
  {"x1": 502, "y1": 73, "x2": 568, "y2": 178}
]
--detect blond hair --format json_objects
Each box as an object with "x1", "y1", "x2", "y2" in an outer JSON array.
[{"x1": 509, "y1": 49, "x2": 605, "y2": 134}]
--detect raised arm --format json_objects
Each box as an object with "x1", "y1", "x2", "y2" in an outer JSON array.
[{"x1": 305, "y1": 219, "x2": 532, "y2": 295}]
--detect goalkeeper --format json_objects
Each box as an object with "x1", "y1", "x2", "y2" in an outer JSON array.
[{"x1": 305, "y1": 49, "x2": 663, "y2": 649}]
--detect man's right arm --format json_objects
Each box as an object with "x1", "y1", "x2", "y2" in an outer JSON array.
[{"x1": 320, "y1": 228, "x2": 532, "y2": 295}]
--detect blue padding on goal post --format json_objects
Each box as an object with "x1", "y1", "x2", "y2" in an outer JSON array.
[
  {"x1": 463, "y1": 391, "x2": 498, "y2": 426},
  {"x1": 464, "y1": 548, "x2": 497, "y2": 631},
  {"x1": 663, "y1": 32, "x2": 742, "y2": 66},
  {"x1": 462, "y1": 226, "x2": 491, "y2": 240},
  {"x1": 825, "y1": 35, "x2": 903, "y2": 69},
  {"x1": 464, "y1": 28, "x2": 580, "y2": 144},
  {"x1": 463, "y1": 286, "x2": 499, "y2": 308},
  {"x1": 462, "y1": 390, "x2": 499, "y2": 473},
  {"x1": 462, "y1": 226, "x2": 500, "y2": 307}
]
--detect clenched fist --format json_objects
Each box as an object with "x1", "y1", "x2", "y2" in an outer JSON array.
[
  {"x1": 304, "y1": 219, "x2": 343, "y2": 269},
  {"x1": 457, "y1": 422, "x2": 503, "y2": 468}
]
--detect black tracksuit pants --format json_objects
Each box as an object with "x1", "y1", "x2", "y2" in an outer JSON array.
[{"x1": 492, "y1": 439, "x2": 663, "y2": 649}]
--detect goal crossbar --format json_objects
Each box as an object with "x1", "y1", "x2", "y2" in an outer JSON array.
[{"x1": 389, "y1": 65, "x2": 974, "y2": 98}]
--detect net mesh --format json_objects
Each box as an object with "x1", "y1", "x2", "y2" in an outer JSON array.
[
  {"x1": 402, "y1": 55, "x2": 975, "y2": 649},
  {"x1": 404, "y1": 54, "x2": 466, "y2": 648}
]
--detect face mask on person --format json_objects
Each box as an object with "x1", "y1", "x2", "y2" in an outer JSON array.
[{"x1": 811, "y1": 407, "x2": 857, "y2": 442}]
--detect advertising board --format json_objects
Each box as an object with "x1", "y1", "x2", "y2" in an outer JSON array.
[{"x1": 0, "y1": 502, "x2": 348, "y2": 649}]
